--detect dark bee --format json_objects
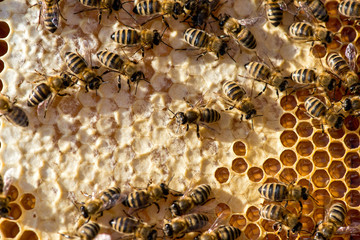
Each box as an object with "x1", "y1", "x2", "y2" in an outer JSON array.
[
  {"x1": 295, "y1": 0, "x2": 329, "y2": 22},
  {"x1": 314, "y1": 202, "x2": 347, "y2": 240},
  {"x1": 170, "y1": 184, "x2": 211, "y2": 217},
  {"x1": 288, "y1": 22, "x2": 333, "y2": 45},
  {"x1": 60, "y1": 221, "x2": 101, "y2": 240},
  {"x1": 304, "y1": 96, "x2": 344, "y2": 130},
  {"x1": 338, "y1": 0, "x2": 360, "y2": 19},
  {"x1": 0, "y1": 95, "x2": 29, "y2": 127},
  {"x1": 35, "y1": 0, "x2": 61, "y2": 33},
  {"x1": 266, "y1": 0, "x2": 284, "y2": 27},
  {"x1": 0, "y1": 169, "x2": 16, "y2": 219},
  {"x1": 260, "y1": 204, "x2": 302, "y2": 239},
  {"x1": 195, "y1": 225, "x2": 242, "y2": 240},
  {"x1": 109, "y1": 217, "x2": 157, "y2": 240},
  {"x1": 163, "y1": 213, "x2": 209, "y2": 238},
  {"x1": 342, "y1": 96, "x2": 360, "y2": 116},
  {"x1": 65, "y1": 52, "x2": 104, "y2": 93},
  {"x1": 290, "y1": 68, "x2": 336, "y2": 91},
  {"x1": 96, "y1": 50, "x2": 146, "y2": 93},
  {"x1": 182, "y1": 0, "x2": 220, "y2": 28}
]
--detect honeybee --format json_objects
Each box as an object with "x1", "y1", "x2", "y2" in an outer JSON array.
[
  {"x1": 163, "y1": 213, "x2": 209, "y2": 238},
  {"x1": 265, "y1": 0, "x2": 285, "y2": 27},
  {"x1": 96, "y1": 50, "x2": 146, "y2": 93},
  {"x1": 314, "y1": 202, "x2": 347, "y2": 240},
  {"x1": 304, "y1": 96, "x2": 344, "y2": 130},
  {"x1": 27, "y1": 71, "x2": 74, "y2": 118},
  {"x1": 170, "y1": 184, "x2": 212, "y2": 217},
  {"x1": 290, "y1": 68, "x2": 336, "y2": 92},
  {"x1": 109, "y1": 217, "x2": 157, "y2": 240},
  {"x1": 34, "y1": 0, "x2": 62, "y2": 33},
  {"x1": 342, "y1": 96, "x2": 360, "y2": 116},
  {"x1": 65, "y1": 51, "x2": 104, "y2": 93},
  {"x1": 182, "y1": 0, "x2": 220, "y2": 27},
  {"x1": 295, "y1": 0, "x2": 329, "y2": 22},
  {"x1": 0, "y1": 169, "x2": 16, "y2": 219},
  {"x1": 222, "y1": 81, "x2": 257, "y2": 121},
  {"x1": 0, "y1": 95, "x2": 29, "y2": 128},
  {"x1": 195, "y1": 225, "x2": 241, "y2": 240},
  {"x1": 260, "y1": 204, "x2": 302, "y2": 238},
  {"x1": 60, "y1": 221, "x2": 101, "y2": 240},
  {"x1": 338, "y1": 0, "x2": 360, "y2": 19},
  {"x1": 288, "y1": 22, "x2": 333, "y2": 45}
]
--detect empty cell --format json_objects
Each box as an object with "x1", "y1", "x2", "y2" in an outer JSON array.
[
  {"x1": 0, "y1": 21, "x2": 10, "y2": 38},
  {"x1": 296, "y1": 140, "x2": 314, "y2": 156},
  {"x1": 311, "y1": 44, "x2": 326, "y2": 58},
  {"x1": 215, "y1": 167, "x2": 230, "y2": 184},
  {"x1": 346, "y1": 209, "x2": 360, "y2": 226},
  {"x1": 345, "y1": 152, "x2": 360, "y2": 168},
  {"x1": 0, "y1": 220, "x2": 20, "y2": 238},
  {"x1": 20, "y1": 193, "x2": 36, "y2": 210},
  {"x1": 313, "y1": 189, "x2": 330, "y2": 206},
  {"x1": 280, "y1": 113, "x2": 296, "y2": 128},
  {"x1": 344, "y1": 115, "x2": 359, "y2": 131},
  {"x1": 345, "y1": 190, "x2": 360, "y2": 207},
  {"x1": 296, "y1": 122, "x2": 313, "y2": 137},
  {"x1": 341, "y1": 27, "x2": 357, "y2": 42},
  {"x1": 247, "y1": 167, "x2": 263, "y2": 182},
  {"x1": 325, "y1": 1, "x2": 339, "y2": 14},
  {"x1": 8, "y1": 185, "x2": 18, "y2": 201},
  {"x1": 263, "y1": 158, "x2": 281, "y2": 176},
  {"x1": 300, "y1": 216, "x2": 314, "y2": 233},
  {"x1": 311, "y1": 119, "x2": 321, "y2": 130},
  {"x1": 0, "y1": 40, "x2": 7, "y2": 57},
  {"x1": 302, "y1": 199, "x2": 314, "y2": 215},
  {"x1": 328, "y1": 127, "x2": 345, "y2": 139},
  {"x1": 229, "y1": 214, "x2": 246, "y2": 229},
  {"x1": 312, "y1": 132, "x2": 329, "y2": 147},
  {"x1": 280, "y1": 150, "x2": 297, "y2": 166},
  {"x1": 345, "y1": 171, "x2": 360, "y2": 188},
  {"x1": 313, "y1": 207, "x2": 325, "y2": 223},
  {"x1": 329, "y1": 181, "x2": 347, "y2": 198},
  {"x1": 313, "y1": 150, "x2": 330, "y2": 167},
  {"x1": 328, "y1": 35, "x2": 342, "y2": 50},
  {"x1": 19, "y1": 230, "x2": 39, "y2": 240},
  {"x1": 296, "y1": 158, "x2": 313, "y2": 176},
  {"x1": 295, "y1": 104, "x2": 310, "y2": 120},
  {"x1": 233, "y1": 141, "x2": 246, "y2": 156},
  {"x1": 328, "y1": 142, "x2": 345, "y2": 158},
  {"x1": 296, "y1": 90, "x2": 312, "y2": 103},
  {"x1": 279, "y1": 168, "x2": 297, "y2": 184},
  {"x1": 8, "y1": 203, "x2": 22, "y2": 220},
  {"x1": 231, "y1": 158, "x2": 248, "y2": 174},
  {"x1": 329, "y1": 161, "x2": 346, "y2": 179},
  {"x1": 0, "y1": 60, "x2": 3, "y2": 72},
  {"x1": 58, "y1": 95, "x2": 82, "y2": 117},
  {"x1": 344, "y1": 133, "x2": 360, "y2": 149},
  {"x1": 244, "y1": 223, "x2": 260, "y2": 240},
  {"x1": 215, "y1": 203, "x2": 230, "y2": 217},
  {"x1": 261, "y1": 219, "x2": 275, "y2": 232},
  {"x1": 312, "y1": 170, "x2": 330, "y2": 188},
  {"x1": 280, "y1": 95, "x2": 297, "y2": 111}
]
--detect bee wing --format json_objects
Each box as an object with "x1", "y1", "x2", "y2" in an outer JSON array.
[
  {"x1": 101, "y1": 193, "x2": 127, "y2": 211},
  {"x1": 238, "y1": 16, "x2": 266, "y2": 26},
  {"x1": 3, "y1": 168, "x2": 17, "y2": 196},
  {"x1": 336, "y1": 225, "x2": 360, "y2": 235},
  {"x1": 297, "y1": 2, "x2": 317, "y2": 23},
  {"x1": 206, "y1": 212, "x2": 229, "y2": 233},
  {"x1": 345, "y1": 43, "x2": 357, "y2": 71}
]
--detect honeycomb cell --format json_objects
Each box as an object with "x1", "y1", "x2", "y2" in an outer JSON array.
[
  {"x1": 280, "y1": 113, "x2": 296, "y2": 128},
  {"x1": 296, "y1": 158, "x2": 313, "y2": 176},
  {"x1": 215, "y1": 203, "x2": 231, "y2": 217},
  {"x1": 300, "y1": 216, "x2": 315, "y2": 233},
  {"x1": 313, "y1": 207, "x2": 325, "y2": 223},
  {"x1": 20, "y1": 193, "x2": 36, "y2": 210},
  {"x1": 345, "y1": 190, "x2": 360, "y2": 207},
  {"x1": 0, "y1": 21, "x2": 10, "y2": 38},
  {"x1": 263, "y1": 158, "x2": 281, "y2": 176},
  {"x1": 8, "y1": 185, "x2": 18, "y2": 201},
  {"x1": 345, "y1": 171, "x2": 360, "y2": 188},
  {"x1": 247, "y1": 167, "x2": 263, "y2": 182},
  {"x1": 296, "y1": 122, "x2": 313, "y2": 138},
  {"x1": 295, "y1": 104, "x2": 310, "y2": 120},
  {"x1": 312, "y1": 170, "x2": 330, "y2": 188},
  {"x1": 344, "y1": 133, "x2": 360, "y2": 149},
  {"x1": 311, "y1": 44, "x2": 326, "y2": 58},
  {"x1": 302, "y1": 198, "x2": 314, "y2": 215},
  {"x1": 328, "y1": 142, "x2": 345, "y2": 158},
  {"x1": 0, "y1": 40, "x2": 7, "y2": 56},
  {"x1": 328, "y1": 35, "x2": 342, "y2": 50},
  {"x1": 341, "y1": 27, "x2": 357, "y2": 42},
  {"x1": 329, "y1": 181, "x2": 347, "y2": 198},
  {"x1": 296, "y1": 90, "x2": 312, "y2": 103},
  {"x1": 229, "y1": 214, "x2": 246, "y2": 229},
  {"x1": 261, "y1": 219, "x2": 274, "y2": 232},
  {"x1": 264, "y1": 234, "x2": 279, "y2": 240},
  {"x1": 346, "y1": 209, "x2": 360, "y2": 226},
  {"x1": 280, "y1": 95, "x2": 297, "y2": 111},
  {"x1": 244, "y1": 223, "x2": 260, "y2": 240},
  {"x1": 340, "y1": 14, "x2": 355, "y2": 26},
  {"x1": 296, "y1": 140, "x2": 313, "y2": 156},
  {"x1": 325, "y1": 1, "x2": 339, "y2": 15},
  {"x1": 280, "y1": 130, "x2": 298, "y2": 147},
  {"x1": 312, "y1": 150, "x2": 330, "y2": 168},
  {"x1": 0, "y1": 59, "x2": 3, "y2": 72},
  {"x1": 313, "y1": 189, "x2": 330, "y2": 206},
  {"x1": 344, "y1": 115, "x2": 359, "y2": 131},
  {"x1": 9, "y1": 203, "x2": 22, "y2": 220},
  {"x1": 328, "y1": 128, "x2": 345, "y2": 139},
  {"x1": 215, "y1": 167, "x2": 230, "y2": 184},
  {"x1": 231, "y1": 158, "x2": 248, "y2": 174},
  {"x1": 297, "y1": 179, "x2": 314, "y2": 193},
  {"x1": 280, "y1": 150, "x2": 297, "y2": 166},
  {"x1": 233, "y1": 141, "x2": 246, "y2": 156},
  {"x1": 19, "y1": 230, "x2": 39, "y2": 240},
  {"x1": 329, "y1": 161, "x2": 346, "y2": 179},
  {"x1": 312, "y1": 132, "x2": 329, "y2": 147},
  {"x1": 246, "y1": 206, "x2": 260, "y2": 222},
  {"x1": 1, "y1": 220, "x2": 20, "y2": 238},
  {"x1": 344, "y1": 152, "x2": 360, "y2": 168},
  {"x1": 279, "y1": 168, "x2": 297, "y2": 184}
]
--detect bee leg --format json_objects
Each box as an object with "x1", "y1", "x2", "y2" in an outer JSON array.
[
  {"x1": 161, "y1": 16, "x2": 170, "y2": 29},
  {"x1": 196, "y1": 124, "x2": 200, "y2": 138},
  {"x1": 196, "y1": 52, "x2": 207, "y2": 61},
  {"x1": 255, "y1": 83, "x2": 267, "y2": 98},
  {"x1": 98, "y1": 9, "x2": 103, "y2": 24},
  {"x1": 127, "y1": 79, "x2": 131, "y2": 92},
  {"x1": 85, "y1": 85, "x2": 89, "y2": 93},
  {"x1": 58, "y1": 93, "x2": 70, "y2": 97},
  {"x1": 276, "y1": 89, "x2": 279, "y2": 99},
  {"x1": 154, "y1": 202, "x2": 160, "y2": 213},
  {"x1": 298, "y1": 200, "x2": 303, "y2": 215},
  {"x1": 321, "y1": 124, "x2": 324, "y2": 133},
  {"x1": 117, "y1": 75, "x2": 122, "y2": 93},
  {"x1": 186, "y1": 124, "x2": 189, "y2": 132},
  {"x1": 240, "y1": 114, "x2": 243, "y2": 122}
]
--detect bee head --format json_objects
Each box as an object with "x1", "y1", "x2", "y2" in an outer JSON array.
[
  {"x1": 163, "y1": 224, "x2": 173, "y2": 237},
  {"x1": 160, "y1": 183, "x2": 170, "y2": 196},
  {"x1": 301, "y1": 187, "x2": 309, "y2": 200},
  {"x1": 325, "y1": 31, "x2": 333, "y2": 44},
  {"x1": 88, "y1": 76, "x2": 103, "y2": 90},
  {"x1": 334, "y1": 114, "x2": 344, "y2": 129},
  {"x1": 80, "y1": 206, "x2": 89, "y2": 219},
  {"x1": 279, "y1": 80, "x2": 288, "y2": 92},
  {"x1": 153, "y1": 30, "x2": 161, "y2": 45},
  {"x1": 131, "y1": 71, "x2": 145, "y2": 83},
  {"x1": 350, "y1": 83, "x2": 360, "y2": 94},
  {"x1": 170, "y1": 202, "x2": 180, "y2": 216},
  {"x1": 218, "y1": 14, "x2": 230, "y2": 28},
  {"x1": 246, "y1": 109, "x2": 257, "y2": 120},
  {"x1": 112, "y1": 0, "x2": 122, "y2": 11},
  {"x1": 327, "y1": 78, "x2": 336, "y2": 91},
  {"x1": 0, "y1": 207, "x2": 9, "y2": 216},
  {"x1": 175, "y1": 112, "x2": 187, "y2": 125},
  {"x1": 219, "y1": 42, "x2": 228, "y2": 56},
  {"x1": 148, "y1": 229, "x2": 157, "y2": 240},
  {"x1": 173, "y1": 2, "x2": 183, "y2": 15},
  {"x1": 0, "y1": 98, "x2": 9, "y2": 111},
  {"x1": 314, "y1": 232, "x2": 326, "y2": 240},
  {"x1": 184, "y1": 0, "x2": 193, "y2": 11},
  {"x1": 61, "y1": 73, "x2": 73, "y2": 88},
  {"x1": 343, "y1": 98, "x2": 352, "y2": 111},
  {"x1": 292, "y1": 222, "x2": 302, "y2": 233}
]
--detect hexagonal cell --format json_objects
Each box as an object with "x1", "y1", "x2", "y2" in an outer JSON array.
[
  {"x1": 302, "y1": 198, "x2": 314, "y2": 215},
  {"x1": 345, "y1": 190, "x2": 360, "y2": 207},
  {"x1": 280, "y1": 130, "x2": 298, "y2": 147},
  {"x1": 328, "y1": 35, "x2": 342, "y2": 50},
  {"x1": 0, "y1": 21, "x2": 10, "y2": 38},
  {"x1": 0, "y1": 220, "x2": 20, "y2": 238},
  {"x1": 280, "y1": 113, "x2": 296, "y2": 128},
  {"x1": 329, "y1": 180, "x2": 347, "y2": 198},
  {"x1": 344, "y1": 133, "x2": 360, "y2": 149},
  {"x1": 20, "y1": 193, "x2": 36, "y2": 210},
  {"x1": 247, "y1": 167, "x2": 263, "y2": 182},
  {"x1": 295, "y1": 104, "x2": 310, "y2": 120},
  {"x1": 296, "y1": 122, "x2": 313, "y2": 138},
  {"x1": 261, "y1": 219, "x2": 274, "y2": 232},
  {"x1": 296, "y1": 90, "x2": 311, "y2": 103},
  {"x1": 18, "y1": 230, "x2": 39, "y2": 240},
  {"x1": 312, "y1": 132, "x2": 329, "y2": 148},
  {"x1": 327, "y1": 18, "x2": 342, "y2": 33},
  {"x1": 229, "y1": 214, "x2": 246, "y2": 229},
  {"x1": 58, "y1": 95, "x2": 82, "y2": 117},
  {"x1": 344, "y1": 152, "x2": 360, "y2": 168},
  {"x1": 244, "y1": 223, "x2": 260, "y2": 240},
  {"x1": 246, "y1": 206, "x2": 260, "y2": 222},
  {"x1": 312, "y1": 170, "x2": 330, "y2": 188},
  {"x1": 215, "y1": 203, "x2": 230, "y2": 217},
  {"x1": 264, "y1": 234, "x2": 279, "y2": 240},
  {"x1": 263, "y1": 158, "x2": 281, "y2": 176},
  {"x1": 328, "y1": 128, "x2": 345, "y2": 139},
  {"x1": 344, "y1": 115, "x2": 359, "y2": 131},
  {"x1": 311, "y1": 44, "x2": 326, "y2": 58},
  {"x1": 296, "y1": 158, "x2": 313, "y2": 176},
  {"x1": 328, "y1": 142, "x2": 345, "y2": 158},
  {"x1": 313, "y1": 189, "x2": 330, "y2": 206},
  {"x1": 296, "y1": 140, "x2": 314, "y2": 156},
  {"x1": 215, "y1": 167, "x2": 230, "y2": 184},
  {"x1": 329, "y1": 161, "x2": 346, "y2": 179},
  {"x1": 346, "y1": 209, "x2": 360, "y2": 226},
  {"x1": 341, "y1": 27, "x2": 357, "y2": 42},
  {"x1": 313, "y1": 207, "x2": 325, "y2": 223},
  {"x1": 0, "y1": 60, "x2": 3, "y2": 73},
  {"x1": 312, "y1": 150, "x2": 330, "y2": 168},
  {"x1": 345, "y1": 171, "x2": 360, "y2": 188},
  {"x1": 325, "y1": 1, "x2": 339, "y2": 14},
  {"x1": 300, "y1": 216, "x2": 315, "y2": 233},
  {"x1": 279, "y1": 168, "x2": 297, "y2": 184},
  {"x1": 233, "y1": 141, "x2": 246, "y2": 156},
  {"x1": 231, "y1": 158, "x2": 248, "y2": 174},
  {"x1": 8, "y1": 203, "x2": 22, "y2": 220},
  {"x1": 0, "y1": 40, "x2": 7, "y2": 56},
  {"x1": 280, "y1": 150, "x2": 297, "y2": 166},
  {"x1": 8, "y1": 185, "x2": 19, "y2": 201},
  {"x1": 297, "y1": 179, "x2": 314, "y2": 193},
  {"x1": 280, "y1": 95, "x2": 296, "y2": 111}
]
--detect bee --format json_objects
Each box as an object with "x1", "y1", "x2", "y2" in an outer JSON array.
[
  {"x1": 195, "y1": 225, "x2": 242, "y2": 240},
  {"x1": 218, "y1": 13, "x2": 257, "y2": 50},
  {"x1": 109, "y1": 217, "x2": 157, "y2": 240},
  {"x1": 314, "y1": 202, "x2": 347, "y2": 240},
  {"x1": 304, "y1": 96, "x2": 344, "y2": 130},
  {"x1": 265, "y1": 0, "x2": 285, "y2": 27},
  {"x1": 290, "y1": 68, "x2": 336, "y2": 91},
  {"x1": 295, "y1": 0, "x2": 329, "y2": 22},
  {"x1": 60, "y1": 221, "x2": 101, "y2": 240},
  {"x1": 182, "y1": 0, "x2": 220, "y2": 28},
  {"x1": 244, "y1": 61, "x2": 289, "y2": 98},
  {"x1": 0, "y1": 169, "x2": 16, "y2": 219},
  {"x1": 170, "y1": 184, "x2": 212, "y2": 217},
  {"x1": 342, "y1": 96, "x2": 360, "y2": 116},
  {"x1": 27, "y1": 71, "x2": 74, "y2": 118},
  {"x1": 260, "y1": 204, "x2": 302, "y2": 238},
  {"x1": 163, "y1": 213, "x2": 209, "y2": 238},
  {"x1": 65, "y1": 51, "x2": 104, "y2": 93},
  {"x1": 33, "y1": 0, "x2": 62, "y2": 33},
  {"x1": 178, "y1": 28, "x2": 232, "y2": 61},
  {"x1": 338, "y1": 0, "x2": 360, "y2": 19},
  {"x1": 222, "y1": 81, "x2": 257, "y2": 121},
  {"x1": 288, "y1": 22, "x2": 333, "y2": 45},
  {"x1": 0, "y1": 95, "x2": 29, "y2": 127},
  {"x1": 96, "y1": 50, "x2": 146, "y2": 93}
]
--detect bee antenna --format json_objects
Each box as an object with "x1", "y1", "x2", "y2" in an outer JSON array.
[
  {"x1": 161, "y1": 40, "x2": 173, "y2": 49},
  {"x1": 168, "y1": 108, "x2": 175, "y2": 116},
  {"x1": 227, "y1": 52, "x2": 236, "y2": 63}
]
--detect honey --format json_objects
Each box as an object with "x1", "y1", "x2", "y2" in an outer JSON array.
[
  {"x1": 1, "y1": 220, "x2": 20, "y2": 238},
  {"x1": 247, "y1": 167, "x2": 263, "y2": 182},
  {"x1": 345, "y1": 171, "x2": 360, "y2": 188},
  {"x1": 311, "y1": 45, "x2": 327, "y2": 58},
  {"x1": 312, "y1": 207, "x2": 325, "y2": 223},
  {"x1": 341, "y1": 27, "x2": 357, "y2": 42},
  {"x1": 296, "y1": 122, "x2": 313, "y2": 138},
  {"x1": 295, "y1": 90, "x2": 311, "y2": 103},
  {"x1": 229, "y1": 214, "x2": 246, "y2": 229},
  {"x1": 280, "y1": 150, "x2": 297, "y2": 166},
  {"x1": 295, "y1": 105, "x2": 310, "y2": 120},
  {"x1": 296, "y1": 158, "x2": 313, "y2": 176},
  {"x1": 313, "y1": 189, "x2": 331, "y2": 206},
  {"x1": 329, "y1": 161, "x2": 346, "y2": 179},
  {"x1": 245, "y1": 206, "x2": 260, "y2": 222},
  {"x1": 344, "y1": 133, "x2": 359, "y2": 149},
  {"x1": 344, "y1": 152, "x2": 360, "y2": 168},
  {"x1": 312, "y1": 169, "x2": 330, "y2": 188},
  {"x1": 345, "y1": 190, "x2": 360, "y2": 207},
  {"x1": 280, "y1": 95, "x2": 297, "y2": 111},
  {"x1": 344, "y1": 115, "x2": 359, "y2": 131},
  {"x1": 280, "y1": 113, "x2": 296, "y2": 128},
  {"x1": 231, "y1": 158, "x2": 248, "y2": 174},
  {"x1": 279, "y1": 168, "x2": 297, "y2": 183},
  {"x1": 18, "y1": 231, "x2": 39, "y2": 240},
  {"x1": 8, "y1": 203, "x2": 21, "y2": 220},
  {"x1": 263, "y1": 158, "x2": 281, "y2": 176},
  {"x1": 296, "y1": 140, "x2": 314, "y2": 156},
  {"x1": 312, "y1": 132, "x2": 329, "y2": 147},
  {"x1": 329, "y1": 181, "x2": 347, "y2": 198},
  {"x1": 301, "y1": 199, "x2": 314, "y2": 215},
  {"x1": 280, "y1": 130, "x2": 298, "y2": 147},
  {"x1": 325, "y1": 1, "x2": 339, "y2": 15},
  {"x1": 244, "y1": 223, "x2": 260, "y2": 240},
  {"x1": 8, "y1": 185, "x2": 18, "y2": 202},
  {"x1": 20, "y1": 193, "x2": 36, "y2": 210},
  {"x1": 215, "y1": 167, "x2": 230, "y2": 184},
  {"x1": 328, "y1": 142, "x2": 346, "y2": 158},
  {"x1": 260, "y1": 219, "x2": 274, "y2": 232},
  {"x1": 328, "y1": 127, "x2": 345, "y2": 139},
  {"x1": 346, "y1": 209, "x2": 360, "y2": 225},
  {"x1": 233, "y1": 141, "x2": 246, "y2": 156},
  {"x1": 327, "y1": 17, "x2": 342, "y2": 33},
  {"x1": 300, "y1": 216, "x2": 315, "y2": 233}
]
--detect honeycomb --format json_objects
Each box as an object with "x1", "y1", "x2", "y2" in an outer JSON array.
[{"x1": 0, "y1": 0, "x2": 359, "y2": 239}]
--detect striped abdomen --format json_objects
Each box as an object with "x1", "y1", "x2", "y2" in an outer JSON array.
[
  {"x1": 99, "y1": 187, "x2": 121, "y2": 210},
  {"x1": 339, "y1": 0, "x2": 360, "y2": 18},
  {"x1": 185, "y1": 214, "x2": 209, "y2": 231},
  {"x1": 308, "y1": 0, "x2": 329, "y2": 22},
  {"x1": 327, "y1": 52, "x2": 350, "y2": 76},
  {"x1": 190, "y1": 184, "x2": 211, "y2": 205},
  {"x1": 237, "y1": 28, "x2": 257, "y2": 49},
  {"x1": 27, "y1": 83, "x2": 51, "y2": 107},
  {"x1": 184, "y1": 28, "x2": 209, "y2": 48},
  {"x1": 289, "y1": 22, "x2": 313, "y2": 39},
  {"x1": 200, "y1": 109, "x2": 221, "y2": 123},
  {"x1": 6, "y1": 106, "x2": 29, "y2": 127},
  {"x1": 304, "y1": 96, "x2": 326, "y2": 118},
  {"x1": 213, "y1": 226, "x2": 241, "y2": 240},
  {"x1": 291, "y1": 68, "x2": 316, "y2": 84},
  {"x1": 133, "y1": 0, "x2": 162, "y2": 15},
  {"x1": 123, "y1": 190, "x2": 150, "y2": 208},
  {"x1": 328, "y1": 203, "x2": 347, "y2": 227},
  {"x1": 260, "y1": 204, "x2": 285, "y2": 222},
  {"x1": 78, "y1": 222, "x2": 100, "y2": 240},
  {"x1": 258, "y1": 183, "x2": 288, "y2": 201},
  {"x1": 110, "y1": 217, "x2": 139, "y2": 233},
  {"x1": 79, "y1": 0, "x2": 101, "y2": 8},
  {"x1": 111, "y1": 29, "x2": 140, "y2": 46},
  {"x1": 266, "y1": 0, "x2": 283, "y2": 27},
  {"x1": 244, "y1": 62, "x2": 271, "y2": 80},
  {"x1": 97, "y1": 51, "x2": 125, "y2": 71},
  {"x1": 42, "y1": 2, "x2": 59, "y2": 33},
  {"x1": 65, "y1": 52, "x2": 87, "y2": 75}
]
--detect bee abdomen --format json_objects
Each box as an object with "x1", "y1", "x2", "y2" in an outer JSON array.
[
  {"x1": 184, "y1": 28, "x2": 209, "y2": 48},
  {"x1": 65, "y1": 52, "x2": 87, "y2": 74},
  {"x1": 329, "y1": 203, "x2": 347, "y2": 226},
  {"x1": 223, "y1": 81, "x2": 246, "y2": 102},
  {"x1": 258, "y1": 183, "x2": 287, "y2": 201},
  {"x1": 245, "y1": 62, "x2": 271, "y2": 79},
  {"x1": 7, "y1": 106, "x2": 29, "y2": 127},
  {"x1": 291, "y1": 68, "x2": 316, "y2": 84},
  {"x1": 79, "y1": 222, "x2": 100, "y2": 239},
  {"x1": 260, "y1": 204, "x2": 282, "y2": 221},
  {"x1": 123, "y1": 190, "x2": 150, "y2": 208},
  {"x1": 79, "y1": 0, "x2": 100, "y2": 8},
  {"x1": 309, "y1": 0, "x2": 329, "y2": 22},
  {"x1": 110, "y1": 217, "x2": 138, "y2": 233},
  {"x1": 190, "y1": 184, "x2": 211, "y2": 205},
  {"x1": 305, "y1": 96, "x2": 326, "y2": 118},
  {"x1": 217, "y1": 226, "x2": 242, "y2": 240},
  {"x1": 27, "y1": 83, "x2": 51, "y2": 107},
  {"x1": 339, "y1": 0, "x2": 360, "y2": 18},
  {"x1": 237, "y1": 28, "x2": 257, "y2": 49},
  {"x1": 289, "y1": 22, "x2": 313, "y2": 38},
  {"x1": 97, "y1": 51, "x2": 124, "y2": 71},
  {"x1": 43, "y1": 4, "x2": 59, "y2": 33},
  {"x1": 267, "y1": 2, "x2": 283, "y2": 27},
  {"x1": 200, "y1": 109, "x2": 220, "y2": 123},
  {"x1": 111, "y1": 29, "x2": 140, "y2": 45},
  {"x1": 185, "y1": 214, "x2": 209, "y2": 231},
  {"x1": 327, "y1": 53, "x2": 350, "y2": 76},
  {"x1": 100, "y1": 187, "x2": 121, "y2": 209},
  {"x1": 133, "y1": 0, "x2": 162, "y2": 15}
]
